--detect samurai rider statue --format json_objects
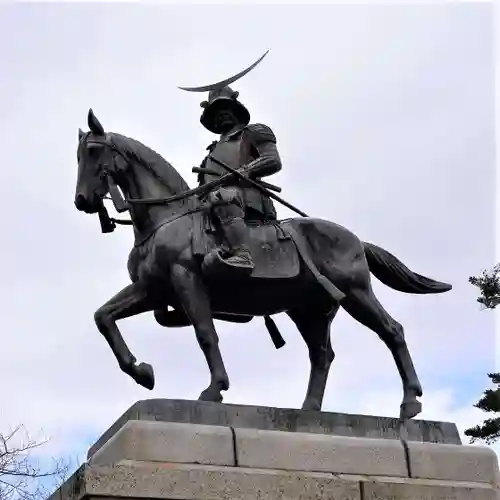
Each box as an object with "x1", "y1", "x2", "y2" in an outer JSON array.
[{"x1": 180, "y1": 51, "x2": 282, "y2": 276}]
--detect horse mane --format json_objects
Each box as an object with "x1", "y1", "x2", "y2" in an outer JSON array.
[{"x1": 109, "y1": 133, "x2": 191, "y2": 194}]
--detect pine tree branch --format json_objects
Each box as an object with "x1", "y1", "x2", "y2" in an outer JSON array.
[
  {"x1": 469, "y1": 264, "x2": 500, "y2": 309},
  {"x1": 474, "y1": 388, "x2": 500, "y2": 413},
  {"x1": 465, "y1": 417, "x2": 500, "y2": 444}
]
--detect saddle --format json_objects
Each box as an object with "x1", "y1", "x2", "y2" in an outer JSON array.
[{"x1": 191, "y1": 212, "x2": 300, "y2": 280}]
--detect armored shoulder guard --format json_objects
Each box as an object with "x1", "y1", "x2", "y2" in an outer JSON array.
[{"x1": 246, "y1": 123, "x2": 277, "y2": 145}]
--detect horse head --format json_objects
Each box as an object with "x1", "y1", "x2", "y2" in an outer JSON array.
[
  {"x1": 75, "y1": 109, "x2": 125, "y2": 214},
  {"x1": 75, "y1": 107, "x2": 192, "y2": 238}
]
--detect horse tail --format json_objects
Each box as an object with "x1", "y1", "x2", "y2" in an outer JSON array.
[{"x1": 363, "y1": 242, "x2": 452, "y2": 294}]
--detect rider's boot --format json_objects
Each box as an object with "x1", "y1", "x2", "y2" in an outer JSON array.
[{"x1": 220, "y1": 216, "x2": 255, "y2": 272}]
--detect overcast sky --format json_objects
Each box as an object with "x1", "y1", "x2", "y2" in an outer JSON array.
[{"x1": 0, "y1": 2, "x2": 496, "y2": 467}]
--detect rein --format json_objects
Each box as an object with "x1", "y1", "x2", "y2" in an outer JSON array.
[
  {"x1": 88, "y1": 136, "x2": 298, "y2": 234},
  {"x1": 92, "y1": 138, "x2": 237, "y2": 207},
  {"x1": 100, "y1": 202, "x2": 207, "y2": 227},
  {"x1": 89, "y1": 137, "x2": 230, "y2": 233}
]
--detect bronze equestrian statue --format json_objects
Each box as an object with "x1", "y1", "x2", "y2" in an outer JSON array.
[{"x1": 74, "y1": 52, "x2": 452, "y2": 420}]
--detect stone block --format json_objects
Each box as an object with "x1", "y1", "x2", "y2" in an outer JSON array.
[
  {"x1": 51, "y1": 461, "x2": 362, "y2": 500},
  {"x1": 361, "y1": 476, "x2": 498, "y2": 500},
  {"x1": 89, "y1": 421, "x2": 234, "y2": 467},
  {"x1": 51, "y1": 400, "x2": 500, "y2": 500},
  {"x1": 407, "y1": 440, "x2": 499, "y2": 483},
  {"x1": 88, "y1": 398, "x2": 461, "y2": 458},
  {"x1": 50, "y1": 461, "x2": 500, "y2": 500},
  {"x1": 235, "y1": 427, "x2": 408, "y2": 477}
]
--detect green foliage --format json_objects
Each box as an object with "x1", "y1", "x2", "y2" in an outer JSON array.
[
  {"x1": 465, "y1": 373, "x2": 500, "y2": 444},
  {"x1": 465, "y1": 266, "x2": 500, "y2": 445},
  {"x1": 469, "y1": 264, "x2": 500, "y2": 309}
]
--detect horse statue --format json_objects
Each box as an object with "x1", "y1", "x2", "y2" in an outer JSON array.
[{"x1": 74, "y1": 109, "x2": 452, "y2": 420}]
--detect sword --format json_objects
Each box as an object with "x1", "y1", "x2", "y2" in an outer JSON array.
[
  {"x1": 192, "y1": 166, "x2": 282, "y2": 193},
  {"x1": 207, "y1": 154, "x2": 309, "y2": 218}
]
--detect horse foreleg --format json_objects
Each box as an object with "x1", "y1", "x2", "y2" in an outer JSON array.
[
  {"x1": 288, "y1": 305, "x2": 338, "y2": 411},
  {"x1": 170, "y1": 264, "x2": 229, "y2": 402},
  {"x1": 94, "y1": 282, "x2": 156, "y2": 390}
]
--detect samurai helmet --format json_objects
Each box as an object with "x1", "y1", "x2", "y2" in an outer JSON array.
[
  {"x1": 199, "y1": 86, "x2": 249, "y2": 134},
  {"x1": 179, "y1": 51, "x2": 269, "y2": 134}
]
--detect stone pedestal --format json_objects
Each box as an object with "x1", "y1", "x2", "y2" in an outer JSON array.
[{"x1": 49, "y1": 399, "x2": 499, "y2": 500}]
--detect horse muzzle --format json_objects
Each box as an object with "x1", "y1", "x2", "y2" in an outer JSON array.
[{"x1": 74, "y1": 193, "x2": 100, "y2": 214}]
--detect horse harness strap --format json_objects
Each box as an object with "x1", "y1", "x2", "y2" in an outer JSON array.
[
  {"x1": 90, "y1": 138, "x2": 182, "y2": 209},
  {"x1": 91, "y1": 137, "x2": 311, "y2": 260},
  {"x1": 90, "y1": 136, "x2": 306, "y2": 215},
  {"x1": 134, "y1": 206, "x2": 209, "y2": 247},
  {"x1": 282, "y1": 223, "x2": 346, "y2": 302}
]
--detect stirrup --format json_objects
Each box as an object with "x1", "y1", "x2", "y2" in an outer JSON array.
[
  {"x1": 225, "y1": 252, "x2": 255, "y2": 269},
  {"x1": 202, "y1": 248, "x2": 255, "y2": 279}
]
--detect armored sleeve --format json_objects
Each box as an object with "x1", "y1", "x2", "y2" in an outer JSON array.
[
  {"x1": 244, "y1": 124, "x2": 281, "y2": 178},
  {"x1": 246, "y1": 123, "x2": 277, "y2": 146}
]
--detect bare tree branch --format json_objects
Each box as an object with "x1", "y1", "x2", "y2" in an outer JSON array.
[{"x1": 0, "y1": 426, "x2": 71, "y2": 500}]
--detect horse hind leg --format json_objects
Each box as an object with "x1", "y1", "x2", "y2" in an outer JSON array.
[
  {"x1": 339, "y1": 279, "x2": 423, "y2": 419},
  {"x1": 288, "y1": 304, "x2": 339, "y2": 411},
  {"x1": 296, "y1": 219, "x2": 421, "y2": 418}
]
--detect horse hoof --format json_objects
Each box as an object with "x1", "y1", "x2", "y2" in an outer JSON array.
[
  {"x1": 400, "y1": 400, "x2": 422, "y2": 420},
  {"x1": 134, "y1": 362, "x2": 155, "y2": 390},
  {"x1": 301, "y1": 400, "x2": 321, "y2": 411},
  {"x1": 198, "y1": 388, "x2": 223, "y2": 403}
]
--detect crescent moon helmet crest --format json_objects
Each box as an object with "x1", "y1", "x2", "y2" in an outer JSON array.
[{"x1": 178, "y1": 50, "x2": 269, "y2": 92}]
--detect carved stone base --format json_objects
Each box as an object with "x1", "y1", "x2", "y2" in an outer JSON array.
[{"x1": 48, "y1": 399, "x2": 499, "y2": 500}]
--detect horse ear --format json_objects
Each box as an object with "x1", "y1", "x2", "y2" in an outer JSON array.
[
  {"x1": 88, "y1": 108, "x2": 105, "y2": 136},
  {"x1": 78, "y1": 128, "x2": 85, "y2": 141}
]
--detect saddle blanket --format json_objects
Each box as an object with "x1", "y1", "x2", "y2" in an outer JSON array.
[{"x1": 192, "y1": 213, "x2": 300, "y2": 279}]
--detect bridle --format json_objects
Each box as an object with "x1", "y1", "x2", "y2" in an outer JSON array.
[{"x1": 82, "y1": 136, "x2": 229, "y2": 233}]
